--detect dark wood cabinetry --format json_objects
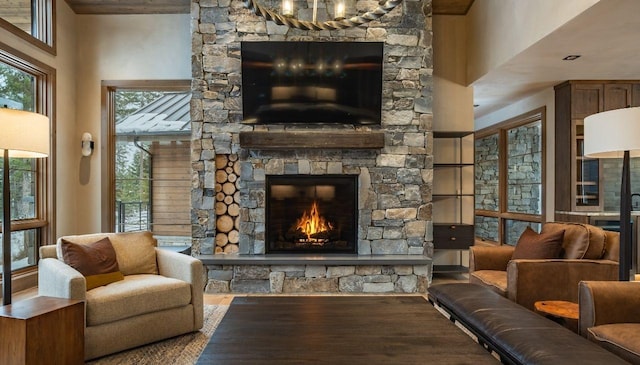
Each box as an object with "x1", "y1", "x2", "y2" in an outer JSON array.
[
  {"x1": 433, "y1": 224, "x2": 474, "y2": 250},
  {"x1": 555, "y1": 80, "x2": 640, "y2": 212}
]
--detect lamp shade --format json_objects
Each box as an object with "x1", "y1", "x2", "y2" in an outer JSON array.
[
  {"x1": 0, "y1": 108, "x2": 49, "y2": 158},
  {"x1": 584, "y1": 107, "x2": 640, "y2": 158}
]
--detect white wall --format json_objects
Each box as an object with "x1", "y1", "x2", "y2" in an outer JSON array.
[
  {"x1": 73, "y1": 14, "x2": 191, "y2": 233},
  {"x1": 433, "y1": 15, "x2": 473, "y2": 131},
  {"x1": 1, "y1": 6, "x2": 190, "y2": 237},
  {"x1": 466, "y1": 0, "x2": 600, "y2": 85}
]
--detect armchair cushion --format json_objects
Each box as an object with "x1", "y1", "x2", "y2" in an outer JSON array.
[
  {"x1": 468, "y1": 270, "x2": 507, "y2": 296},
  {"x1": 588, "y1": 323, "x2": 640, "y2": 364},
  {"x1": 57, "y1": 231, "x2": 158, "y2": 275},
  {"x1": 511, "y1": 226, "x2": 564, "y2": 260},
  {"x1": 60, "y1": 237, "x2": 124, "y2": 290},
  {"x1": 86, "y1": 274, "x2": 192, "y2": 326}
]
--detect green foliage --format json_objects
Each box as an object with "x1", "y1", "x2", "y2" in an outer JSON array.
[
  {"x1": 115, "y1": 91, "x2": 162, "y2": 121},
  {"x1": 0, "y1": 63, "x2": 35, "y2": 110}
]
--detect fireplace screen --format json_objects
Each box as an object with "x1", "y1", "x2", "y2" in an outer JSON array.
[{"x1": 266, "y1": 175, "x2": 358, "y2": 254}]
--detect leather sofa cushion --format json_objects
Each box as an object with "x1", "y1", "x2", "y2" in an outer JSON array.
[
  {"x1": 469, "y1": 270, "x2": 507, "y2": 297},
  {"x1": 542, "y1": 222, "x2": 606, "y2": 260},
  {"x1": 57, "y1": 231, "x2": 158, "y2": 275},
  {"x1": 588, "y1": 323, "x2": 640, "y2": 364},
  {"x1": 86, "y1": 274, "x2": 191, "y2": 326}
]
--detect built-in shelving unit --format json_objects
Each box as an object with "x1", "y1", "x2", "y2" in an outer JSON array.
[{"x1": 432, "y1": 131, "x2": 475, "y2": 274}]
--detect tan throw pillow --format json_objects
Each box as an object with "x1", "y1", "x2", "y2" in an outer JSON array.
[
  {"x1": 511, "y1": 226, "x2": 565, "y2": 260},
  {"x1": 60, "y1": 237, "x2": 124, "y2": 290}
]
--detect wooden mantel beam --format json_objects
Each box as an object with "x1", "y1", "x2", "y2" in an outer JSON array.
[{"x1": 239, "y1": 131, "x2": 385, "y2": 149}]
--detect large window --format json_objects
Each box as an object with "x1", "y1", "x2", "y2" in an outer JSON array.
[
  {"x1": 0, "y1": 42, "x2": 53, "y2": 277},
  {"x1": 0, "y1": 0, "x2": 55, "y2": 54},
  {"x1": 475, "y1": 108, "x2": 545, "y2": 245},
  {"x1": 102, "y1": 81, "x2": 191, "y2": 247}
]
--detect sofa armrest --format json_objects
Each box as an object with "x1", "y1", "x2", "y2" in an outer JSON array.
[
  {"x1": 39, "y1": 244, "x2": 57, "y2": 259},
  {"x1": 506, "y1": 259, "x2": 619, "y2": 311},
  {"x1": 579, "y1": 281, "x2": 640, "y2": 337},
  {"x1": 156, "y1": 249, "x2": 205, "y2": 329},
  {"x1": 469, "y1": 245, "x2": 514, "y2": 272},
  {"x1": 38, "y1": 258, "x2": 87, "y2": 300}
]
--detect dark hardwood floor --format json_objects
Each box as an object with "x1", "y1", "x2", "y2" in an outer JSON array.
[{"x1": 197, "y1": 295, "x2": 497, "y2": 364}]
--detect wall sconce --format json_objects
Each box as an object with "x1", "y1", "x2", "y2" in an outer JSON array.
[{"x1": 81, "y1": 132, "x2": 94, "y2": 156}]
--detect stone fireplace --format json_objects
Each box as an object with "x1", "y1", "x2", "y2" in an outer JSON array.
[
  {"x1": 266, "y1": 174, "x2": 358, "y2": 254},
  {"x1": 190, "y1": 0, "x2": 434, "y2": 293}
]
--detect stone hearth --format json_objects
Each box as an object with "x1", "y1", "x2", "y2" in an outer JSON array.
[{"x1": 190, "y1": 0, "x2": 434, "y2": 293}]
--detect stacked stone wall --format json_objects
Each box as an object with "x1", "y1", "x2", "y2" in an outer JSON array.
[{"x1": 190, "y1": 0, "x2": 433, "y2": 293}]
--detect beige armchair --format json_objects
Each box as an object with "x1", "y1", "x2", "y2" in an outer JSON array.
[
  {"x1": 469, "y1": 222, "x2": 619, "y2": 311},
  {"x1": 579, "y1": 281, "x2": 640, "y2": 364},
  {"x1": 38, "y1": 231, "x2": 204, "y2": 360}
]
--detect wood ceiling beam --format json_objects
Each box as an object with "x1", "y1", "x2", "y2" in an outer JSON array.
[
  {"x1": 432, "y1": 0, "x2": 475, "y2": 16},
  {"x1": 64, "y1": 0, "x2": 190, "y2": 14}
]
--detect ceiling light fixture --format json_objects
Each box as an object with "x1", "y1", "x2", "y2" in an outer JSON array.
[
  {"x1": 562, "y1": 55, "x2": 581, "y2": 61},
  {"x1": 243, "y1": 0, "x2": 403, "y2": 31}
]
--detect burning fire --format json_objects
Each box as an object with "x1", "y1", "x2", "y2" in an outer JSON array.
[{"x1": 294, "y1": 201, "x2": 334, "y2": 241}]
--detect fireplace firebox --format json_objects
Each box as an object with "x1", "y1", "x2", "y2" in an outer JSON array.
[{"x1": 266, "y1": 175, "x2": 358, "y2": 254}]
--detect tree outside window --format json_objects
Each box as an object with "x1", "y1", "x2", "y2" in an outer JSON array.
[{"x1": 0, "y1": 61, "x2": 42, "y2": 272}]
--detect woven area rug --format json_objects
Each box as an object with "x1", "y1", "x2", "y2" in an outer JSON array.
[{"x1": 87, "y1": 305, "x2": 228, "y2": 365}]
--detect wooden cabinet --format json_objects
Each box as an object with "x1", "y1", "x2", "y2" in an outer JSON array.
[
  {"x1": 0, "y1": 296, "x2": 84, "y2": 365},
  {"x1": 555, "y1": 80, "x2": 640, "y2": 212},
  {"x1": 432, "y1": 131, "x2": 474, "y2": 273}
]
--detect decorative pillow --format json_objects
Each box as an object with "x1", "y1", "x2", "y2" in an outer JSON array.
[
  {"x1": 60, "y1": 237, "x2": 124, "y2": 290},
  {"x1": 541, "y1": 222, "x2": 606, "y2": 259},
  {"x1": 511, "y1": 226, "x2": 565, "y2": 260},
  {"x1": 57, "y1": 231, "x2": 158, "y2": 275}
]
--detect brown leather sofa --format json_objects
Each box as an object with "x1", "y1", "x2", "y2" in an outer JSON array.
[
  {"x1": 579, "y1": 281, "x2": 640, "y2": 364},
  {"x1": 469, "y1": 222, "x2": 619, "y2": 310}
]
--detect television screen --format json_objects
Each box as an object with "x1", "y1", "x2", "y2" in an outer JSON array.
[{"x1": 241, "y1": 41, "x2": 383, "y2": 125}]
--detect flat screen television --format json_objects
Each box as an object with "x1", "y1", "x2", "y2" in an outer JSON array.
[{"x1": 241, "y1": 41, "x2": 383, "y2": 125}]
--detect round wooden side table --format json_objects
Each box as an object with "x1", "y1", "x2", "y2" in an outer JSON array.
[{"x1": 534, "y1": 300, "x2": 579, "y2": 332}]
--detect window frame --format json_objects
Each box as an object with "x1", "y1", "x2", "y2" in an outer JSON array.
[
  {"x1": 475, "y1": 107, "x2": 546, "y2": 245},
  {"x1": 100, "y1": 80, "x2": 191, "y2": 232},
  {"x1": 0, "y1": 0, "x2": 56, "y2": 55},
  {"x1": 0, "y1": 40, "x2": 55, "y2": 279}
]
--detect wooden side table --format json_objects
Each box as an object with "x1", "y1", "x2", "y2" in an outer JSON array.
[
  {"x1": 534, "y1": 300, "x2": 579, "y2": 332},
  {"x1": 0, "y1": 296, "x2": 84, "y2": 365}
]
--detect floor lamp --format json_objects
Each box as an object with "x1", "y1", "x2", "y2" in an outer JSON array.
[
  {"x1": 584, "y1": 107, "x2": 640, "y2": 281},
  {"x1": 0, "y1": 108, "x2": 49, "y2": 305}
]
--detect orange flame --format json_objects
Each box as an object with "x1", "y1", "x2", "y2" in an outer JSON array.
[{"x1": 295, "y1": 201, "x2": 333, "y2": 240}]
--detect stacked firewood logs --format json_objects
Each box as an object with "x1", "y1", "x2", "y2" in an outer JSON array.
[{"x1": 214, "y1": 154, "x2": 240, "y2": 254}]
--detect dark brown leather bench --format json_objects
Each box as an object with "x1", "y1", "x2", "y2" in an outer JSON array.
[{"x1": 428, "y1": 283, "x2": 630, "y2": 365}]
